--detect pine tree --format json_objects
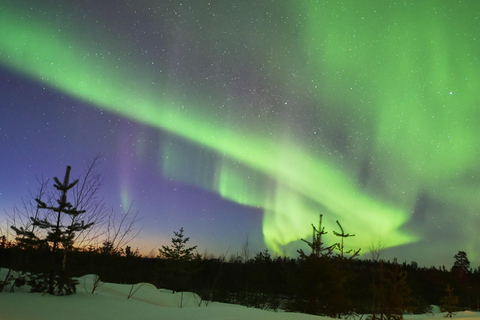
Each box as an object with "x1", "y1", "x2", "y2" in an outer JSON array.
[
  {"x1": 332, "y1": 220, "x2": 361, "y2": 260},
  {"x1": 292, "y1": 215, "x2": 338, "y2": 315},
  {"x1": 371, "y1": 259, "x2": 413, "y2": 320},
  {"x1": 453, "y1": 251, "x2": 471, "y2": 280},
  {"x1": 157, "y1": 227, "x2": 198, "y2": 293},
  {"x1": 158, "y1": 227, "x2": 197, "y2": 261},
  {"x1": 440, "y1": 284, "x2": 459, "y2": 318},
  {"x1": 370, "y1": 260, "x2": 388, "y2": 320},
  {"x1": 330, "y1": 220, "x2": 361, "y2": 317},
  {"x1": 11, "y1": 166, "x2": 93, "y2": 295},
  {"x1": 297, "y1": 214, "x2": 334, "y2": 259},
  {"x1": 451, "y1": 251, "x2": 472, "y2": 308}
]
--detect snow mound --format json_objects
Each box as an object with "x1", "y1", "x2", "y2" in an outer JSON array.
[{"x1": 77, "y1": 274, "x2": 204, "y2": 308}]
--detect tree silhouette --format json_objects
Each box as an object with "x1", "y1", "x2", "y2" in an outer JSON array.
[
  {"x1": 330, "y1": 220, "x2": 361, "y2": 317},
  {"x1": 158, "y1": 227, "x2": 198, "y2": 294},
  {"x1": 158, "y1": 227, "x2": 197, "y2": 261},
  {"x1": 12, "y1": 166, "x2": 93, "y2": 295},
  {"x1": 371, "y1": 259, "x2": 413, "y2": 320},
  {"x1": 440, "y1": 284, "x2": 459, "y2": 318},
  {"x1": 451, "y1": 251, "x2": 472, "y2": 308},
  {"x1": 298, "y1": 214, "x2": 334, "y2": 259},
  {"x1": 332, "y1": 220, "x2": 361, "y2": 260},
  {"x1": 453, "y1": 251, "x2": 470, "y2": 277}
]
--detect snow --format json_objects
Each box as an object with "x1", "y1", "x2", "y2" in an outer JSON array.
[{"x1": 1, "y1": 272, "x2": 479, "y2": 320}]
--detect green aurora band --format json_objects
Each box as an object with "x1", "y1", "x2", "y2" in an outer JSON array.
[{"x1": 1, "y1": 1, "x2": 479, "y2": 256}]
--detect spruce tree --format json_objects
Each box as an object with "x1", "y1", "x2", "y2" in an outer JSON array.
[
  {"x1": 330, "y1": 220, "x2": 361, "y2": 317},
  {"x1": 292, "y1": 215, "x2": 337, "y2": 315},
  {"x1": 158, "y1": 227, "x2": 197, "y2": 261},
  {"x1": 297, "y1": 214, "x2": 334, "y2": 259},
  {"x1": 11, "y1": 166, "x2": 93, "y2": 295},
  {"x1": 332, "y1": 220, "x2": 361, "y2": 260},
  {"x1": 440, "y1": 284, "x2": 459, "y2": 318},
  {"x1": 371, "y1": 259, "x2": 413, "y2": 320},
  {"x1": 158, "y1": 227, "x2": 198, "y2": 293}
]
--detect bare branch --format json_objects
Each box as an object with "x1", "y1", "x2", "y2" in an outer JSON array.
[
  {"x1": 105, "y1": 201, "x2": 142, "y2": 253},
  {"x1": 368, "y1": 236, "x2": 386, "y2": 262},
  {"x1": 70, "y1": 154, "x2": 111, "y2": 249}
]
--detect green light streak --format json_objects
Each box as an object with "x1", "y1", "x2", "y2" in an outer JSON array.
[
  {"x1": 9, "y1": 2, "x2": 480, "y2": 255},
  {"x1": 301, "y1": 1, "x2": 480, "y2": 189}
]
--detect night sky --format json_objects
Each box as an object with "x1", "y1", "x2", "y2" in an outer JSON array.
[{"x1": 1, "y1": 1, "x2": 479, "y2": 267}]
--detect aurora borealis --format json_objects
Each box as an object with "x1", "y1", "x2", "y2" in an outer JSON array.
[{"x1": 1, "y1": 1, "x2": 479, "y2": 266}]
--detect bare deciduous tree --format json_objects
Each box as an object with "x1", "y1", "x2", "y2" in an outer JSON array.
[
  {"x1": 70, "y1": 154, "x2": 111, "y2": 249},
  {"x1": 242, "y1": 234, "x2": 251, "y2": 263},
  {"x1": 102, "y1": 201, "x2": 141, "y2": 255},
  {"x1": 368, "y1": 236, "x2": 386, "y2": 262}
]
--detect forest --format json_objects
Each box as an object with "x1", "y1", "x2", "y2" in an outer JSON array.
[{"x1": 0, "y1": 163, "x2": 478, "y2": 319}]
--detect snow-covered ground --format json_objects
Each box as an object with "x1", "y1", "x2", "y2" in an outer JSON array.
[{"x1": 0, "y1": 272, "x2": 479, "y2": 320}]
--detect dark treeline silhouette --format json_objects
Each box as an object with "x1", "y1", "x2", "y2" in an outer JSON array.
[{"x1": 2, "y1": 227, "x2": 480, "y2": 318}]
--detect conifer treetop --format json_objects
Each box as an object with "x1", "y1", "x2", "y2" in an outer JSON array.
[{"x1": 158, "y1": 227, "x2": 197, "y2": 261}]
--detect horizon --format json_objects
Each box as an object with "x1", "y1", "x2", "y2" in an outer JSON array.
[{"x1": 1, "y1": 1, "x2": 479, "y2": 269}]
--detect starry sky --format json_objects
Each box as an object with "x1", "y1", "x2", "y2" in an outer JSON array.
[{"x1": 1, "y1": 1, "x2": 479, "y2": 267}]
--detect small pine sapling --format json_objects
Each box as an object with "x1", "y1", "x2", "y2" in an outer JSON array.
[
  {"x1": 297, "y1": 214, "x2": 334, "y2": 259},
  {"x1": 440, "y1": 284, "x2": 459, "y2": 318},
  {"x1": 332, "y1": 220, "x2": 361, "y2": 260},
  {"x1": 158, "y1": 227, "x2": 197, "y2": 261},
  {"x1": 371, "y1": 259, "x2": 414, "y2": 320},
  {"x1": 329, "y1": 220, "x2": 361, "y2": 317},
  {"x1": 158, "y1": 227, "x2": 198, "y2": 294},
  {"x1": 12, "y1": 166, "x2": 94, "y2": 295}
]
